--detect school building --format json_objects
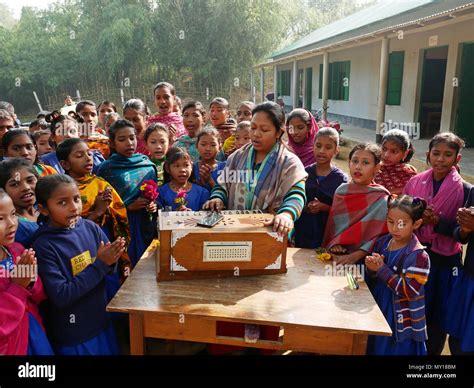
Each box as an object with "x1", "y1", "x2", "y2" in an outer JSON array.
[{"x1": 253, "y1": 0, "x2": 474, "y2": 145}]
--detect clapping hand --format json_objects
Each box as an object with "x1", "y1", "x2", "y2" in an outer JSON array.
[
  {"x1": 365, "y1": 253, "x2": 384, "y2": 272},
  {"x1": 306, "y1": 198, "x2": 322, "y2": 214},
  {"x1": 97, "y1": 237, "x2": 126, "y2": 266},
  {"x1": 422, "y1": 206, "x2": 439, "y2": 226},
  {"x1": 457, "y1": 207, "x2": 474, "y2": 234},
  {"x1": 11, "y1": 249, "x2": 37, "y2": 288},
  {"x1": 199, "y1": 164, "x2": 213, "y2": 185}
]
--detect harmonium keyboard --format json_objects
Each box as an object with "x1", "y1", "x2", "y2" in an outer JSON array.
[{"x1": 156, "y1": 210, "x2": 288, "y2": 281}]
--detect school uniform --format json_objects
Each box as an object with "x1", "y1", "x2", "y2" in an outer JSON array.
[
  {"x1": 404, "y1": 167, "x2": 469, "y2": 355},
  {"x1": 158, "y1": 183, "x2": 210, "y2": 211},
  {"x1": 366, "y1": 234, "x2": 429, "y2": 355},
  {"x1": 33, "y1": 218, "x2": 119, "y2": 355},
  {"x1": 294, "y1": 164, "x2": 347, "y2": 248},
  {"x1": 40, "y1": 150, "x2": 104, "y2": 174}
]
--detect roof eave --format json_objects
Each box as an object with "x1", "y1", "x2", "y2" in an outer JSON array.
[{"x1": 253, "y1": 2, "x2": 474, "y2": 69}]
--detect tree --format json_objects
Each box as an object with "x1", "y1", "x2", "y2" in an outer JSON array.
[
  {"x1": 0, "y1": 0, "x2": 378, "y2": 117},
  {"x1": 0, "y1": 2, "x2": 17, "y2": 29},
  {"x1": 281, "y1": 0, "x2": 379, "y2": 44},
  {"x1": 151, "y1": 0, "x2": 288, "y2": 89}
]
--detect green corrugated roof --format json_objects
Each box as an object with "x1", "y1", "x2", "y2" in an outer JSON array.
[{"x1": 272, "y1": 0, "x2": 473, "y2": 60}]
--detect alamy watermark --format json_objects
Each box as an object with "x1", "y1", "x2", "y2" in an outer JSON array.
[
  {"x1": 53, "y1": 122, "x2": 103, "y2": 138},
  {"x1": 380, "y1": 120, "x2": 420, "y2": 140},
  {"x1": 18, "y1": 362, "x2": 55, "y2": 382},
  {"x1": 324, "y1": 262, "x2": 365, "y2": 281},
  {"x1": 217, "y1": 169, "x2": 258, "y2": 184},
  {"x1": 0, "y1": 263, "x2": 37, "y2": 281}
]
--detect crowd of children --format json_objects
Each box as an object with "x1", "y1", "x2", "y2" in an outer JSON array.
[{"x1": 0, "y1": 82, "x2": 473, "y2": 357}]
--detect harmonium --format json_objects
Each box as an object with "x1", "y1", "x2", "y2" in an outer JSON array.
[{"x1": 156, "y1": 210, "x2": 288, "y2": 281}]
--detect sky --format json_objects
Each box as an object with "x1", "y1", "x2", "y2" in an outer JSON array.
[
  {"x1": 4, "y1": 0, "x2": 384, "y2": 19},
  {"x1": 4, "y1": 0, "x2": 56, "y2": 18}
]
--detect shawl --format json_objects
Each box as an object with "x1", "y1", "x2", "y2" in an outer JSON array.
[
  {"x1": 223, "y1": 135, "x2": 236, "y2": 154},
  {"x1": 403, "y1": 167, "x2": 464, "y2": 256},
  {"x1": 174, "y1": 136, "x2": 200, "y2": 161},
  {"x1": 33, "y1": 163, "x2": 57, "y2": 177},
  {"x1": 287, "y1": 110, "x2": 318, "y2": 167},
  {"x1": 97, "y1": 153, "x2": 157, "y2": 206},
  {"x1": 75, "y1": 174, "x2": 132, "y2": 281},
  {"x1": 323, "y1": 182, "x2": 390, "y2": 252},
  {"x1": 219, "y1": 142, "x2": 307, "y2": 212},
  {"x1": 147, "y1": 113, "x2": 187, "y2": 139},
  {"x1": 374, "y1": 163, "x2": 417, "y2": 193},
  {"x1": 86, "y1": 140, "x2": 110, "y2": 160}
]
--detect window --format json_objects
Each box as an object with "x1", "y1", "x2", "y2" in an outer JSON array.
[
  {"x1": 386, "y1": 51, "x2": 404, "y2": 105},
  {"x1": 318, "y1": 61, "x2": 350, "y2": 101},
  {"x1": 277, "y1": 70, "x2": 291, "y2": 96}
]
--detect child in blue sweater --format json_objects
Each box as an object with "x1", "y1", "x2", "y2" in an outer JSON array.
[
  {"x1": 33, "y1": 174, "x2": 125, "y2": 355},
  {"x1": 365, "y1": 195, "x2": 430, "y2": 355}
]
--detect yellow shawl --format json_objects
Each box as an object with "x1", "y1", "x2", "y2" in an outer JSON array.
[{"x1": 75, "y1": 174, "x2": 132, "y2": 282}]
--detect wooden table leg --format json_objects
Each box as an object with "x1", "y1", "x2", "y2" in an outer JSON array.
[
  {"x1": 351, "y1": 334, "x2": 368, "y2": 355},
  {"x1": 129, "y1": 313, "x2": 145, "y2": 355}
]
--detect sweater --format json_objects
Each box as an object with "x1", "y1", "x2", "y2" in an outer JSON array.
[
  {"x1": 32, "y1": 218, "x2": 113, "y2": 347},
  {"x1": 371, "y1": 234, "x2": 430, "y2": 342}
]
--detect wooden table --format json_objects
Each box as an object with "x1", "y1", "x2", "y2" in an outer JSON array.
[{"x1": 107, "y1": 242, "x2": 392, "y2": 355}]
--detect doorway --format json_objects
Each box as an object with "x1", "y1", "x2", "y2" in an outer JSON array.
[{"x1": 418, "y1": 46, "x2": 448, "y2": 138}]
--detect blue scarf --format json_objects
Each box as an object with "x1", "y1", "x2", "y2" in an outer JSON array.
[{"x1": 97, "y1": 153, "x2": 157, "y2": 205}]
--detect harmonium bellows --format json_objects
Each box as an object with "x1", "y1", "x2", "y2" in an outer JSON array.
[{"x1": 156, "y1": 210, "x2": 288, "y2": 281}]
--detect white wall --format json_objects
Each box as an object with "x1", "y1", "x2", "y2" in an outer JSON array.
[
  {"x1": 311, "y1": 43, "x2": 381, "y2": 120},
  {"x1": 387, "y1": 18, "x2": 474, "y2": 131},
  {"x1": 277, "y1": 16, "x2": 474, "y2": 131}
]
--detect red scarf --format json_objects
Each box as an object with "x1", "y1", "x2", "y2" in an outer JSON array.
[{"x1": 374, "y1": 163, "x2": 417, "y2": 192}]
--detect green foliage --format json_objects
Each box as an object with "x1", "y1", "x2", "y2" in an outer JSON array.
[
  {"x1": 0, "y1": 2, "x2": 16, "y2": 29},
  {"x1": 0, "y1": 0, "x2": 375, "y2": 116}
]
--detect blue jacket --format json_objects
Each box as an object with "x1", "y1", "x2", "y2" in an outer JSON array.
[
  {"x1": 372, "y1": 234, "x2": 430, "y2": 342},
  {"x1": 33, "y1": 218, "x2": 113, "y2": 347},
  {"x1": 40, "y1": 150, "x2": 104, "y2": 174}
]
